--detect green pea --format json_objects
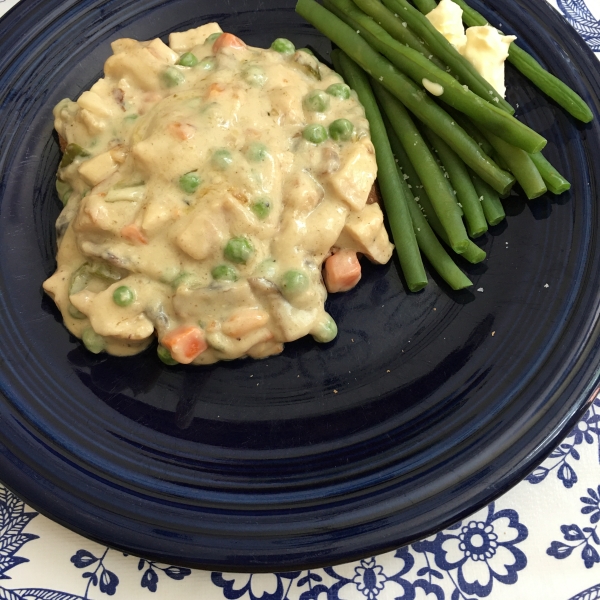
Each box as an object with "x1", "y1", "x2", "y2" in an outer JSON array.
[
  {"x1": 224, "y1": 236, "x2": 254, "y2": 264},
  {"x1": 255, "y1": 258, "x2": 277, "y2": 279},
  {"x1": 113, "y1": 285, "x2": 135, "y2": 307},
  {"x1": 246, "y1": 142, "x2": 269, "y2": 162},
  {"x1": 298, "y1": 47, "x2": 314, "y2": 55},
  {"x1": 157, "y1": 345, "x2": 178, "y2": 365},
  {"x1": 243, "y1": 65, "x2": 267, "y2": 87},
  {"x1": 303, "y1": 90, "x2": 330, "y2": 113},
  {"x1": 329, "y1": 118, "x2": 354, "y2": 141},
  {"x1": 212, "y1": 148, "x2": 233, "y2": 170},
  {"x1": 199, "y1": 56, "x2": 216, "y2": 70},
  {"x1": 212, "y1": 264, "x2": 238, "y2": 281},
  {"x1": 251, "y1": 198, "x2": 271, "y2": 219},
  {"x1": 179, "y1": 172, "x2": 201, "y2": 194},
  {"x1": 206, "y1": 32, "x2": 222, "y2": 44},
  {"x1": 68, "y1": 303, "x2": 86, "y2": 319},
  {"x1": 281, "y1": 269, "x2": 309, "y2": 296},
  {"x1": 170, "y1": 272, "x2": 194, "y2": 289},
  {"x1": 177, "y1": 52, "x2": 198, "y2": 67},
  {"x1": 82, "y1": 328, "x2": 105, "y2": 354},
  {"x1": 312, "y1": 315, "x2": 338, "y2": 343},
  {"x1": 161, "y1": 66, "x2": 185, "y2": 88},
  {"x1": 271, "y1": 38, "x2": 295, "y2": 54},
  {"x1": 302, "y1": 124, "x2": 328, "y2": 144},
  {"x1": 326, "y1": 83, "x2": 351, "y2": 100}
]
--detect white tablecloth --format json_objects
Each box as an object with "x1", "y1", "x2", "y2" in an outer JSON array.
[{"x1": 0, "y1": 0, "x2": 599, "y2": 598}]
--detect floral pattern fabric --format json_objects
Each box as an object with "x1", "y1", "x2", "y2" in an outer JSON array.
[{"x1": 0, "y1": 0, "x2": 599, "y2": 598}]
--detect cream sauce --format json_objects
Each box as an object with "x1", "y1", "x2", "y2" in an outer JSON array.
[{"x1": 44, "y1": 24, "x2": 393, "y2": 365}]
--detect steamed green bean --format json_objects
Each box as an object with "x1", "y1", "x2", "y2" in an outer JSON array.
[
  {"x1": 423, "y1": 126, "x2": 488, "y2": 237},
  {"x1": 529, "y1": 152, "x2": 571, "y2": 194},
  {"x1": 295, "y1": 0, "x2": 517, "y2": 192},
  {"x1": 373, "y1": 82, "x2": 470, "y2": 253},
  {"x1": 326, "y1": 0, "x2": 547, "y2": 153},
  {"x1": 479, "y1": 129, "x2": 547, "y2": 199}
]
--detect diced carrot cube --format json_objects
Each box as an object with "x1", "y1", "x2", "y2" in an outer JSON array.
[
  {"x1": 162, "y1": 325, "x2": 208, "y2": 364},
  {"x1": 212, "y1": 33, "x2": 246, "y2": 52},
  {"x1": 206, "y1": 82, "x2": 225, "y2": 99},
  {"x1": 168, "y1": 121, "x2": 196, "y2": 140},
  {"x1": 120, "y1": 223, "x2": 148, "y2": 245},
  {"x1": 324, "y1": 249, "x2": 362, "y2": 293}
]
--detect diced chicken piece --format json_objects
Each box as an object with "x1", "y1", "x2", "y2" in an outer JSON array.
[
  {"x1": 175, "y1": 210, "x2": 227, "y2": 261},
  {"x1": 78, "y1": 151, "x2": 118, "y2": 186},
  {"x1": 168, "y1": 23, "x2": 223, "y2": 53},
  {"x1": 147, "y1": 38, "x2": 179, "y2": 64},
  {"x1": 302, "y1": 199, "x2": 349, "y2": 260},
  {"x1": 269, "y1": 87, "x2": 305, "y2": 125},
  {"x1": 111, "y1": 38, "x2": 142, "y2": 55},
  {"x1": 141, "y1": 193, "x2": 182, "y2": 234},
  {"x1": 222, "y1": 308, "x2": 269, "y2": 338},
  {"x1": 284, "y1": 171, "x2": 323, "y2": 212},
  {"x1": 334, "y1": 203, "x2": 394, "y2": 264},
  {"x1": 89, "y1": 78, "x2": 113, "y2": 98},
  {"x1": 221, "y1": 195, "x2": 260, "y2": 236},
  {"x1": 246, "y1": 340, "x2": 284, "y2": 359},
  {"x1": 328, "y1": 140, "x2": 377, "y2": 211},
  {"x1": 105, "y1": 44, "x2": 166, "y2": 91},
  {"x1": 77, "y1": 91, "x2": 113, "y2": 117},
  {"x1": 73, "y1": 193, "x2": 139, "y2": 236},
  {"x1": 206, "y1": 327, "x2": 273, "y2": 359},
  {"x1": 105, "y1": 185, "x2": 146, "y2": 203},
  {"x1": 80, "y1": 109, "x2": 106, "y2": 134},
  {"x1": 173, "y1": 281, "x2": 259, "y2": 322}
]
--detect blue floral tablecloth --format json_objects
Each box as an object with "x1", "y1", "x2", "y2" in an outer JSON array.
[{"x1": 0, "y1": 0, "x2": 599, "y2": 598}]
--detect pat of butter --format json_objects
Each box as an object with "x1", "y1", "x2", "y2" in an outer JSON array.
[
  {"x1": 426, "y1": 0, "x2": 467, "y2": 53},
  {"x1": 426, "y1": 0, "x2": 516, "y2": 99},
  {"x1": 462, "y1": 27, "x2": 516, "y2": 98},
  {"x1": 422, "y1": 78, "x2": 444, "y2": 96}
]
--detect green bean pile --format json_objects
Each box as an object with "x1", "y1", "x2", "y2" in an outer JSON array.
[{"x1": 295, "y1": 0, "x2": 591, "y2": 291}]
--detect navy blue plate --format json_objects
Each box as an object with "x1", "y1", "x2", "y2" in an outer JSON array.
[{"x1": 0, "y1": 0, "x2": 599, "y2": 572}]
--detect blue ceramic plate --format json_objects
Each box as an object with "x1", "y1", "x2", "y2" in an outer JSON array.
[{"x1": 0, "y1": 0, "x2": 599, "y2": 572}]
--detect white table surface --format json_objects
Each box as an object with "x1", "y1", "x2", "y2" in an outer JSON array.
[{"x1": 0, "y1": 0, "x2": 599, "y2": 598}]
